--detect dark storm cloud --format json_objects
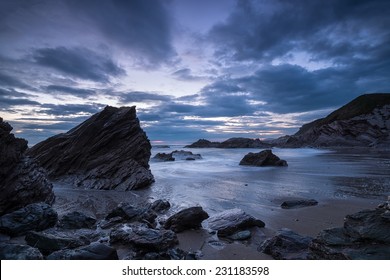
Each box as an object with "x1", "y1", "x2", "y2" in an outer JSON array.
[
  {"x1": 65, "y1": 0, "x2": 176, "y2": 66},
  {"x1": 45, "y1": 85, "x2": 96, "y2": 97},
  {"x1": 0, "y1": 72, "x2": 31, "y2": 89},
  {"x1": 33, "y1": 47, "x2": 125, "y2": 83},
  {"x1": 0, "y1": 88, "x2": 39, "y2": 107}
]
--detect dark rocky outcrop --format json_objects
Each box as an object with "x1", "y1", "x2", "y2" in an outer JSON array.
[
  {"x1": 0, "y1": 118, "x2": 54, "y2": 216},
  {"x1": 281, "y1": 199, "x2": 318, "y2": 209},
  {"x1": 105, "y1": 202, "x2": 157, "y2": 226},
  {"x1": 259, "y1": 228, "x2": 313, "y2": 260},
  {"x1": 153, "y1": 153, "x2": 175, "y2": 161},
  {"x1": 186, "y1": 137, "x2": 271, "y2": 148},
  {"x1": 0, "y1": 243, "x2": 43, "y2": 260},
  {"x1": 208, "y1": 208, "x2": 265, "y2": 237},
  {"x1": 164, "y1": 206, "x2": 209, "y2": 233},
  {"x1": 25, "y1": 231, "x2": 89, "y2": 255},
  {"x1": 47, "y1": 243, "x2": 118, "y2": 260},
  {"x1": 27, "y1": 106, "x2": 154, "y2": 191},
  {"x1": 239, "y1": 149, "x2": 288, "y2": 167},
  {"x1": 309, "y1": 200, "x2": 390, "y2": 259},
  {"x1": 271, "y1": 94, "x2": 390, "y2": 148},
  {"x1": 150, "y1": 199, "x2": 171, "y2": 213},
  {"x1": 153, "y1": 150, "x2": 202, "y2": 161},
  {"x1": 58, "y1": 211, "x2": 97, "y2": 229},
  {"x1": 0, "y1": 203, "x2": 58, "y2": 236}
]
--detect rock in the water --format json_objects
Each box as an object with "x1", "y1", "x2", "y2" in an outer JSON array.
[
  {"x1": 239, "y1": 150, "x2": 288, "y2": 167},
  {"x1": 0, "y1": 243, "x2": 43, "y2": 260},
  {"x1": 0, "y1": 118, "x2": 54, "y2": 216},
  {"x1": 47, "y1": 243, "x2": 118, "y2": 260},
  {"x1": 153, "y1": 150, "x2": 202, "y2": 161},
  {"x1": 185, "y1": 138, "x2": 271, "y2": 148},
  {"x1": 110, "y1": 224, "x2": 178, "y2": 252},
  {"x1": 153, "y1": 153, "x2": 175, "y2": 161},
  {"x1": 58, "y1": 211, "x2": 97, "y2": 229},
  {"x1": 164, "y1": 207, "x2": 209, "y2": 233},
  {"x1": 0, "y1": 203, "x2": 58, "y2": 236},
  {"x1": 25, "y1": 231, "x2": 89, "y2": 255},
  {"x1": 150, "y1": 199, "x2": 171, "y2": 213},
  {"x1": 185, "y1": 139, "x2": 220, "y2": 148},
  {"x1": 309, "y1": 203, "x2": 390, "y2": 259},
  {"x1": 227, "y1": 230, "x2": 252, "y2": 241},
  {"x1": 259, "y1": 228, "x2": 312, "y2": 260},
  {"x1": 208, "y1": 208, "x2": 265, "y2": 237},
  {"x1": 27, "y1": 106, "x2": 154, "y2": 191},
  {"x1": 105, "y1": 202, "x2": 157, "y2": 226},
  {"x1": 281, "y1": 199, "x2": 318, "y2": 209}
]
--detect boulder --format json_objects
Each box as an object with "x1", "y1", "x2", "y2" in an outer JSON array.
[
  {"x1": 0, "y1": 203, "x2": 58, "y2": 236},
  {"x1": 150, "y1": 199, "x2": 171, "y2": 213},
  {"x1": 110, "y1": 224, "x2": 178, "y2": 253},
  {"x1": 0, "y1": 243, "x2": 43, "y2": 260},
  {"x1": 208, "y1": 208, "x2": 265, "y2": 237},
  {"x1": 227, "y1": 230, "x2": 252, "y2": 241},
  {"x1": 27, "y1": 106, "x2": 154, "y2": 191},
  {"x1": 239, "y1": 150, "x2": 287, "y2": 167},
  {"x1": 153, "y1": 150, "x2": 202, "y2": 161},
  {"x1": 281, "y1": 199, "x2": 318, "y2": 209},
  {"x1": 0, "y1": 118, "x2": 54, "y2": 216},
  {"x1": 164, "y1": 207, "x2": 209, "y2": 233},
  {"x1": 153, "y1": 153, "x2": 175, "y2": 161},
  {"x1": 47, "y1": 243, "x2": 118, "y2": 260},
  {"x1": 58, "y1": 211, "x2": 97, "y2": 229},
  {"x1": 259, "y1": 228, "x2": 312, "y2": 260},
  {"x1": 25, "y1": 231, "x2": 89, "y2": 255},
  {"x1": 105, "y1": 202, "x2": 157, "y2": 226}
]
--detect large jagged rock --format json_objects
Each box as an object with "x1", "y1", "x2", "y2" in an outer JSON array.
[
  {"x1": 27, "y1": 106, "x2": 154, "y2": 191},
  {"x1": 239, "y1": 149, "x2": 288, "y2": 167},
  {"x1": 0, "y1": 118, "x2": 54, "y2": 216},
  {"x1": 164, "y1": 206, "x2": 209, "y2": 233},
  {"x1": 271, "y1": 94, "x2": 390, "y2": 148},
  {"x1": 185, "y1": 137, "x2": 271, "y2": 148}
]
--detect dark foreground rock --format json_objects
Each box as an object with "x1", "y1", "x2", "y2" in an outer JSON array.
[
  {"x1": 259, "y1": 228, "x2": 313, "y2": 260},
  {"x1": 281, "y1": 199, "x2": 318, "y2": 209},
  {"x1": 0, "y1": 118, "x2": 54, "y2": 216},
  {"x1": 239, "y1": 150, "x2": 288, "y2": 167},
  {"x1": 105, "y1": 202, "x2": 157, "y2": 226},
  {"x1": 58, "y1": 211, "x2": 97, "y2": 229},
  {"x1": 164, "y1": 207, "x2": 209, "y2": 233},
  {"x1": 150, "y1": 200, "x2": 171, "y2": 213},
  {"x1": 47, "y1": 243, "x2": 118, "y2": 260},
  {"x1": 309, "y1": 201, "x2": 390, "y2": 259},
  {"x1": 0, "y1": 203, "x2": 58, "y2": 236},
  {"x1": 208, "y1": 208, "x2": 265, "y2": 237},
  {"x1": 27, "y1": 106, "x2": 154, "y2": 191},
  {"x1": 0, "y1": 243, "x2": 43, "y2": 260}
]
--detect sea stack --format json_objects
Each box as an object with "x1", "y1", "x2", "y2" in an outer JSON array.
[{"x1": 28, "y1": 106, "x2": 154, "y2": 191}]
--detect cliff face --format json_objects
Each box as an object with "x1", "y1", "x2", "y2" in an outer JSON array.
[
  {"x1": 27, "y1": 106, "x2": 154, "y2": 191},
  {"x1": 0, "y1": 118, "x2": 54, "y2": 215},
  {"x1": 272, "y1": 94, "x2": 390, "y2": 148}
]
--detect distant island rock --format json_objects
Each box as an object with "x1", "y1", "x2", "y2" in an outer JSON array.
[
  {"x1": 239, "y1": 149, "x2": 288, "y2": 167},
  {"x1": 186, "y1": 137, "x2": 271, "y2": 148},
  {"x1": 27, "y1": 106, "x2": 154, "y2": 191},
  {"x1": 0, "y1": 118, "x2": 55, "y2": 216},
  {"x1": 270, "y1": 93, "x2": 390, "y2": 148},
  {"x1": 153, "y1": 150, "x2": 202, "y2": 161}
]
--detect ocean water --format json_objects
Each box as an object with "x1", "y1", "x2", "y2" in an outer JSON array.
[{"x1": 148, "y1": 147, "x2": 390, "y2": 217}]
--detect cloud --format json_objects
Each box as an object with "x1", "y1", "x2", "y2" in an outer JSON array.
[
  {"x1": 172, "y1": 68, "x2": 207, "y2": 81},
  {"x1": 0, "y1": 72, "x2": 31, "y2": 89},
  {"x1": 33, "y1": 47, "x2": 125, "y2": 83},
  {"x1": 0, "y1": 88, "x2": 39, "y2": 107},
  {"x1": 35, "y1": 103, "x2": 104, "y2": 116},
  {"x1": 45, "y1": 85, "x2": 96, "y2": 97},
  {"x1": 118, "y1": 91, "x2": 172, "y2": 104}
]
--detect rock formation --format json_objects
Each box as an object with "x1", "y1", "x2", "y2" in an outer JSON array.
[
  {"x1": 271, "y1": 93, "x2": 390, "y2": 148},
  {"x1": 281, "y1": 199, "x2": 318, "y2": 209},
  {"x1": 239, "y1": 149, "x2": 288, "y2": 167},
  {"x1": 164, "y1": 206, "x2": 209, "y2": 233},
  {"x1": 186, "y1": 137, "x2": 271, "y2": 148},
  {"x1": 0, "y1": 118, "x2": 54, "y2": 215},
  {"x1": 153, "y1": 150, "x2": 202, "y2": 161},
  {"x1": 27, "y1": 106, "x2": 154, "y2": 191}
]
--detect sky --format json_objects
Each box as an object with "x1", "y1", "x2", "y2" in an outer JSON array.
[{"x1": 1, "y1": 0, "x2": 389, "y2": 145}]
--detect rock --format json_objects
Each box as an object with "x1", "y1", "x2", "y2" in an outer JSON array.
[
  {"x1": 185, "y1": 139, "x2": 220, "y2": 148},
  {"x1": 309, "y1": 204, "x2": 390, "y2": 259},
  {"x1": 110, "y1": 224, "x2": 178, "y2": 253},
  {"x1": 47, "y1": 243, "x2": 118, "y2": 260},
  {"x1": 227, "y1": 230, "x2": 252, "y2": 241},
  {"x1": 281, "y1": 199, "x2": 318, "y2": 209},
  {"x1": 142, "y1": 248, "x2": 197, "y2": 260},
  {"x1": 271, "y1": 94, "x2": 390, "y2": 148},
  {"x1": 58, "y1": 211, "x2": 97, "y2": 229},
  {"x1": 208, "y1": 208, "x2": 265, "y2": 237},
  {"x1": 105, "y1": 202, "x2": 157, "y2": 226},
  {"x1": 0, "y1": 243, "x2": 43, "y2": 260},
  {"x1": 0, "y1": 118, "x2": 54, "y2": 216},
  {"x1": 150, "y1": 199, "x2": 171, "y2": 213},
  {"x1": 153, "y1": 153, "x2": 175, "y2": 161},
  {"x1": 185, "y1": 137, "x2": 271, "y2": 148},
  {"x1": 0, "y1": 203, "x2": 58, "y2": 236},
  {"x1": 99, "y1": 217, "x2": 123, "y2": 229},
  {"x1": 25, "y1": 231, "x2": 89, "y2": 255},
  {"x1": 239, "y1": 150, "x2": 288, "y2": 167},
  {"x1": 27, "y1": 106, "x2": 154, "y2": 191},
  {"x1": 164, "y1": 207, "x2": 209, "y2": 233},
  {"x1": 259, "y1": 228, "x2": 312, "y2": 260}
]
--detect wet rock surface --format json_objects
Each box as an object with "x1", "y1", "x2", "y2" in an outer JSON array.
[
  {"x1": 208, "y1": 208, "x2": 265, "y2": 237},
  {"x1": 153, "y1": 150, "x2": 202, "y2": 161},
  {"x1": 47, "y1": 243, "x2": 118, "y2": 260},
  {"x1": 27, "y1": 106, "x2": 154, "y2": 191},
  {"x1": 0, "y1": 243, "x2": 43, "y2": 260},
  {"x1": 281, "y1": 199, "x2": 318, "y2": 209},
  {"x1": 164, "y1": 207, "x2": 209, "y2": 233},
  {"x1": 105, "y1": 202, "x2": 157, "y2": 226},
  {"x1": 58, "y1": 211, "x2": 97, "y2": 229},
  {"x1": 239, "y1": 150, "x2": 288, "y2": 167}
]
